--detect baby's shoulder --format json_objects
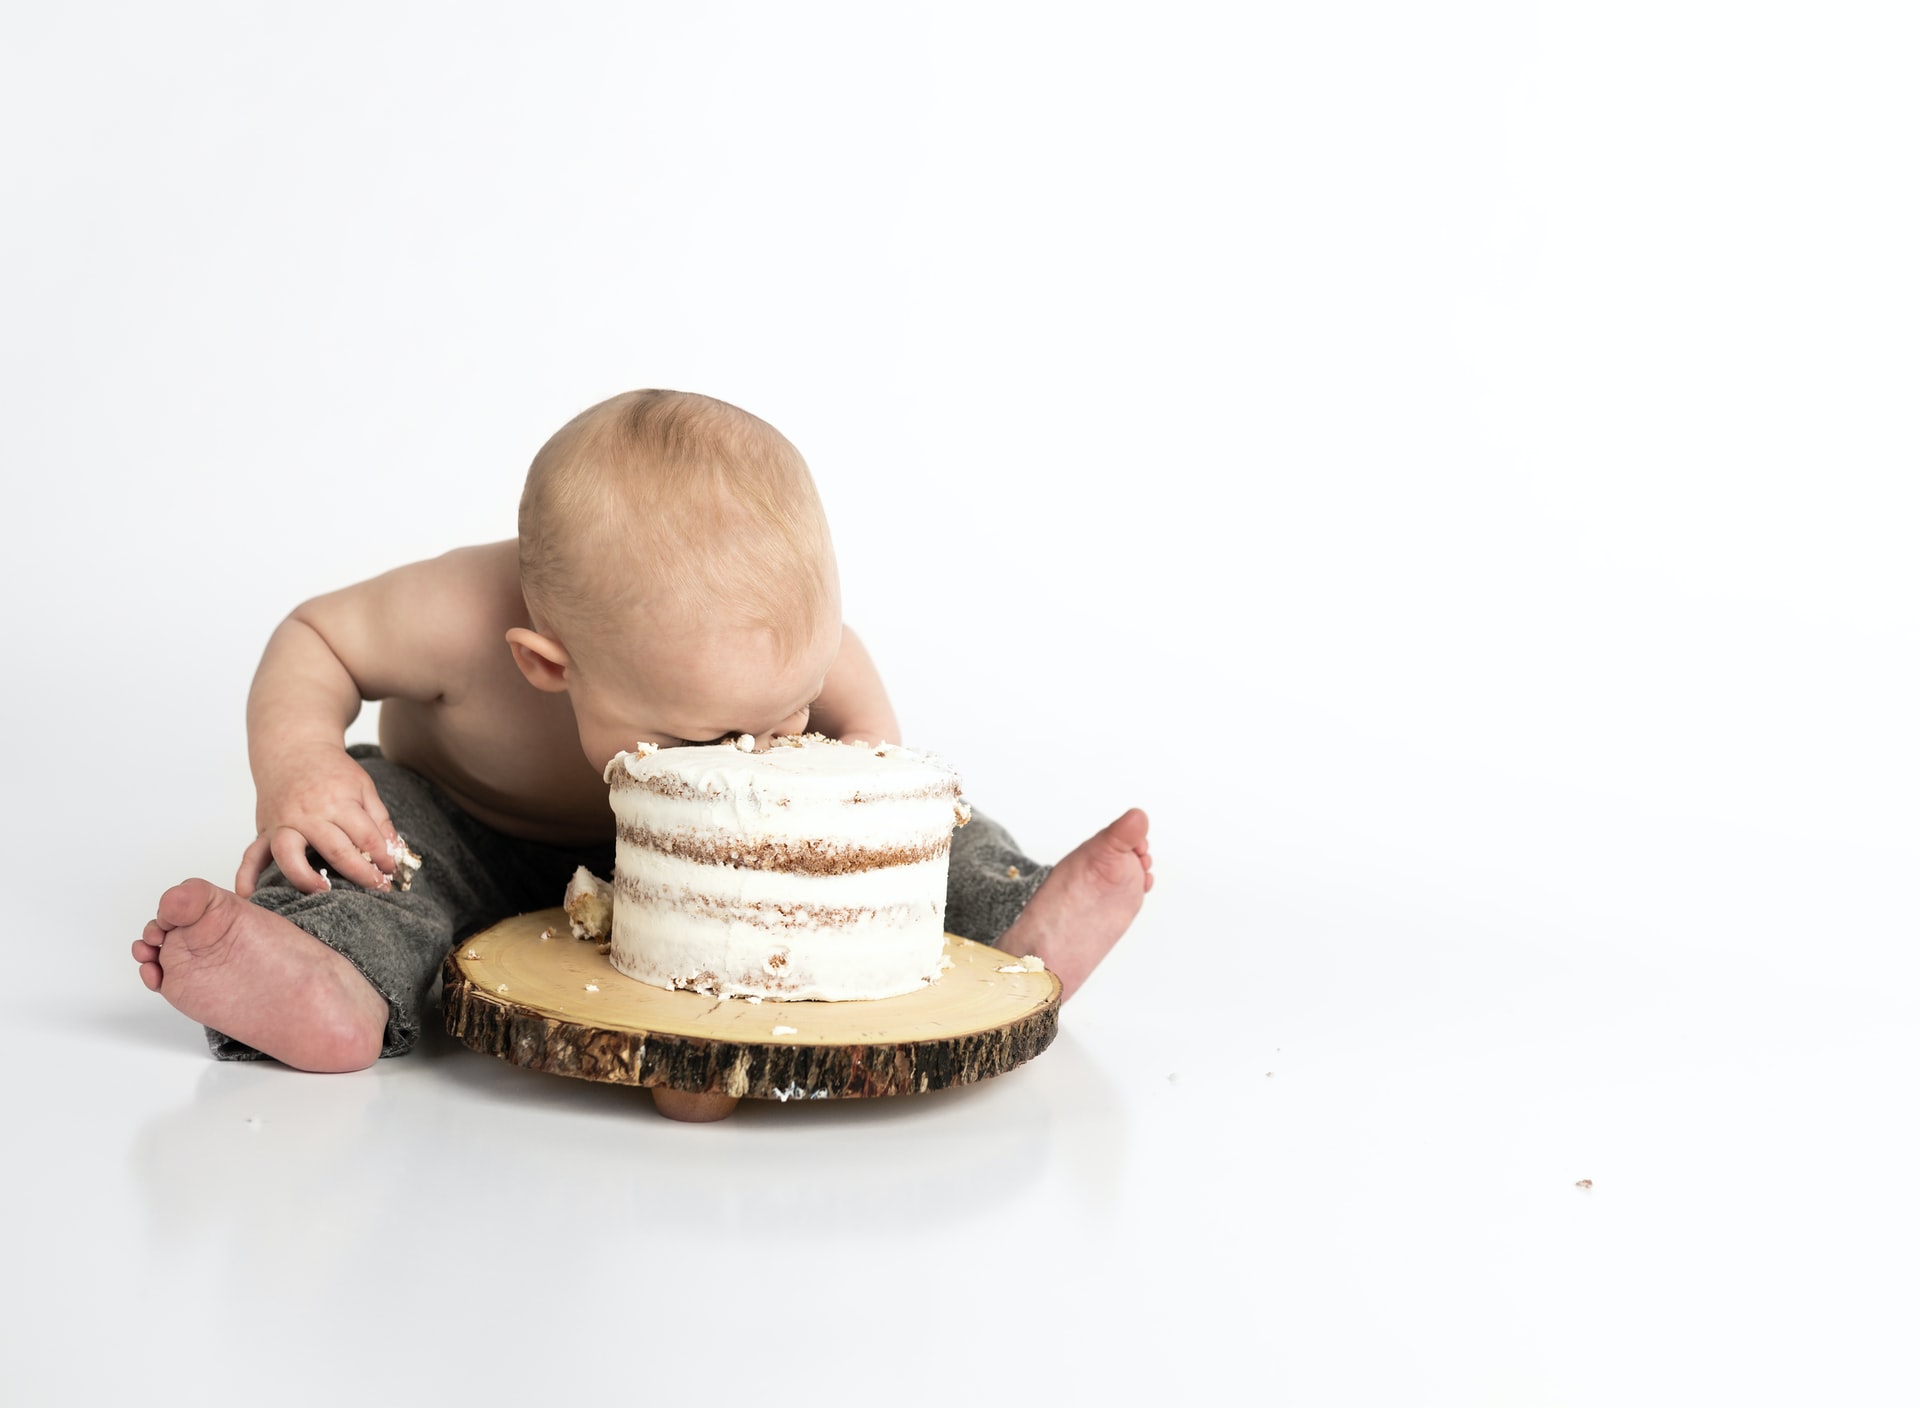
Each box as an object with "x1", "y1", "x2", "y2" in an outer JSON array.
[
  {"x1": 405, "y1": 540, "x2": 521, "y2": 609},
  {"x1": 410, "y1": 541, "x2": 525, "y2": 675},
  {"x1": 380, "y1": 540, "x2": 527, "y2": 652},
  {"x1": 298, "y1": 541, "x2": 522, "y2": 702},
  {"x1": 370, "y1": 538, "x2": 509, "y2": 599}
]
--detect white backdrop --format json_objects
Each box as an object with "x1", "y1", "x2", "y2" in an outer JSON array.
[{"x1": 4, "y1": 3, "x2": 1916, "y2": 1404}]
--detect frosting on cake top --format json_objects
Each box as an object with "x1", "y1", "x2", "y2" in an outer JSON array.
[{"x1": 603, "y1": 732, "x2": 962, "y2": 805}]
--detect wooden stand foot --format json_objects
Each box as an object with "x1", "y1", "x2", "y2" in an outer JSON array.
[{"x1": 650, "y1": 1088, "x2": 740, "y2": 1122}]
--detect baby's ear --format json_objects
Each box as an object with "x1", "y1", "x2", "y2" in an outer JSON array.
[{"x1": 506, "y1": 628, "x2": 571, "y2": 693}]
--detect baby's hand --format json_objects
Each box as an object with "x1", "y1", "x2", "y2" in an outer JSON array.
[{"x1": 236, "y1": 744, "x2": 402, "y2": 898}]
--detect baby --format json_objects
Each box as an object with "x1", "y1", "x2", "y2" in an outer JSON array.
[{"x1": 132, "y1": 390, "x2": 1153, "y2": 1072}]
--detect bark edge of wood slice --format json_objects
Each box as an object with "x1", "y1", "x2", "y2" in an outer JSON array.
[{"x1": 442, "y1": 907, "x2": 1060, "y2": 1103}]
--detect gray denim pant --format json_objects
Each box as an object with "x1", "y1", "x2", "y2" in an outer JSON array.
[{"x1": 210, "y1": 744, "x2": 1050, "y2": 1060}]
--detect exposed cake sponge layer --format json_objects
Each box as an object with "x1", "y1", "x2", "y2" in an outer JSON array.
[
  {"x1": 614, "y1": 822, "x2": 951, "y2": 875},
  {"x1": 615, "y1": 847, "x2": 952, "y2": 914}
]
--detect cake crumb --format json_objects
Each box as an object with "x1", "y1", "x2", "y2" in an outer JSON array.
[
  {"x1": 495, "y1": 984, "x2": 509, "y2": 995},
  {"x1": 563, "y1": 866, "x2": 613, "y2": 941},
  {"x1": 584, "y1": 983, "x2": 600, "y2": 993},
  {"x1": 771, "y1": 1025, "x2": 798, "y2": 1036},
  {"x1": 597, "y1": 942, "x2": 612, "y2": 955},
  {"x1": 385, "y1": 834, "x2": 423, "y2": 891},
  {"x1": 540, "y1": 927, "x2": 554, "y2": 941},
  {"x1": 735, "y1": 733, "x2": 755, "y2": 752},
  {"x1": 1006, "y1": 866, "x2": 1020, "y2": 878},
  {"x1": 1574, "y1": 1179, "x2": 1593, "y2": 1190},
  {"x1": 465, "y1": 949, "x2": 479, "y2": 959},
  {"x1": 745, "y1": 995, "x2": 764, "y2": 1004}
]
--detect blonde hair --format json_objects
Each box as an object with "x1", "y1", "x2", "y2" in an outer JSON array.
[{"x1": 518, "y1": 390, "x2": 836, "y2": 664}]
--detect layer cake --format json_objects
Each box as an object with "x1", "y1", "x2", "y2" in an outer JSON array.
[{"x1": 598, "y1": 734, "x2": 969, "y2": 1001}]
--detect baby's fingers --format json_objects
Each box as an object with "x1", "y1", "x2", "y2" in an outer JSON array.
[
  {"x1": 338, "y1": 809, "x2": 397, "y2": 883},
  {"x1": 268, "y1": 827, "x2": 331, "y2": 894},
  {"x1": 235, "y1": 832, "x2": 274, "y2": 898},
  {"x1": 310, "y1": 820, "x2": 394, "y2": 892},
  {"x1": 360, "y1": 778, "x2": 399, "y2": 847}
]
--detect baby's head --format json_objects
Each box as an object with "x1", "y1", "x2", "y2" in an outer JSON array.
[{"x1": 508, "y1": 389, "x2": 841, "y2": 769}]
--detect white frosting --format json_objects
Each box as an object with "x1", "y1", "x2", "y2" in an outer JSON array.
[
  {"x1": 602, "y1": 734, "x2": 964, "y2": 1001},
  {"x1": 385, "y1": 835, "x2": 423, "y2": 891},
  {"x1": 605, "y1": 732, "x2": 957, "y2": 794}
]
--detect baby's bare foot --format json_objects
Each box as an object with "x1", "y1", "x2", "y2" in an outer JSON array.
[
  {"x1": 998, "y1": 808, "x2": 1152, "y2": 1003},
  {"x1": 132, "y1": 878, "x2": 388, "y2": 1072}
]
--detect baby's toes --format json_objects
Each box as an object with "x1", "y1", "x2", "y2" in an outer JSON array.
[
  {"x1": 138, "y1": 960, "x2": 164, "y2": 991},
  {"x1": 156, "y1": 878, "x2": 220, "y2": 930},
  {"x1": 132, "y1": 936, "x2": 159, "y2": 964}
]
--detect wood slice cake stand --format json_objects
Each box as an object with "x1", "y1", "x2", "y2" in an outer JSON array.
[{"x1": 442, "y1": 907, "x2": 1061, "y2": 1122}]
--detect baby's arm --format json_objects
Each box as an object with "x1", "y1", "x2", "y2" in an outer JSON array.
[
  {"x1": 808, "y1": 626, "x2": 902, "y2": 745},
  {"x1": 235, "y1": 555, "x2": 468, "y2": 897}
]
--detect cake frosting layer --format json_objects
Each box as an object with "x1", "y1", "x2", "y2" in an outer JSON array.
[
  {"x1": 613, "y1": 822, "x2": 952, "y2": 874},
  {"x1": 602, "y1": 734, "x2": 967, "y2": 1001}
]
